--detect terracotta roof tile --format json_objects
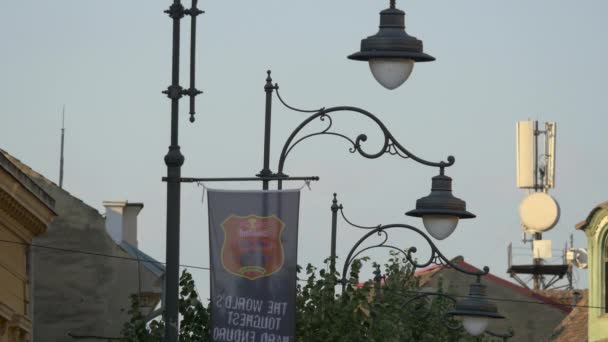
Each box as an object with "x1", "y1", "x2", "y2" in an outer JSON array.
[
  {"x1": 549, "y1": 290, "x2": 588, "y2": 342},
  {"x1": 414, "y1": 256, "x2": 572, "y2": 313}
]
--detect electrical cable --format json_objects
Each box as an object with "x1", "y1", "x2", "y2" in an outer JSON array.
[
  {"x1": 0, "y1": 238, "x2": 603, "y2": 310},
  {"x1": 0, "y1": 238, "x2": 209, "y2": 271}
]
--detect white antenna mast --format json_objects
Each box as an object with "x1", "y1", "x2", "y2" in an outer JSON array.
[
  {"x1": 510, "y1": 120, "x2": 565, "y2": 290},
  {"x1": 59, "y1": 105, "x2": 65, "y2": 188}
]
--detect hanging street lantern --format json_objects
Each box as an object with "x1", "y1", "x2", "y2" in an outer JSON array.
[
  {"x1": 447, "y1": 279, "x2": 505, "y2": 336},
  {"x1": 405, "y1": 173, "x2": 475, "y2": 240},
  {"x1": 348, "y1": 0, "x2": 435, "y2": 90}
]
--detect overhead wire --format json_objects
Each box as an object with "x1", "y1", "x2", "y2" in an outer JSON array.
[
  {"x1": 0, "y1": 238, "x2": 602, "y2": 310},
  {"x1": 0, "y1": 238, "x2": 209, "y2": 271}
]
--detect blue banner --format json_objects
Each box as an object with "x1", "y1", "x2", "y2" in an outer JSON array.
[{"x1": 208, "y1": 189, "x2": 300, "y2": 342}]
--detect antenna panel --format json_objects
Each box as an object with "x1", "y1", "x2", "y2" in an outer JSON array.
[
  {"x1": 532, "y1": 240, "x2": 552, "y2": 259},
  {"x1": 545, "y1": 122, "x2": 556, "y2": 189},
  {"x1": 516, "y1": 121, "x2": 536, "y2": 188}
]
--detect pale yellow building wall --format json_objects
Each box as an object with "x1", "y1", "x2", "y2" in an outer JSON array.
[
  {"x1": 0, "y1": 223, "x2": 28, "y2": 316},
  {"x1": 584, "y1": 211, "x2": 608, "y2": 342},
  {"x1": 0, "y1": 160, "x2": 55, "y2": 342},
  {"x1": 0, "y1": 223, "x2": 28, "y2": 342}
]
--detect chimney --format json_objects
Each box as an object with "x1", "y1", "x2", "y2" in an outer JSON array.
[{"x1": 103, "y1": 201, "x2": 144, "y2": 247}]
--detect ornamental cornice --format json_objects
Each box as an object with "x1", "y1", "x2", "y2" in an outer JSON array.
[
  {"x1": 0, "y1": 291, "x2": 31, "y2": 341},
  {"x1": 7, "y1": 326, "x2": 27, "y2": 342},
  {"x1": 587, "y1": 208, "x2": 608, "y2": 240},
  {"x1": 0, "y1": 302, "x2": 14, "y2": 337},
  {"x1": 0, "y1": 189, "x2": 46, "y2": 240},
  {"x1": 576, "y1": 201, "x2": 608, "y2": 239},
  {"x1": 7, "y1": 313, "x2": 31, "y2": 342},
  {"x1": 0, "y1": 152, "x2": 54, "y2": 209}
]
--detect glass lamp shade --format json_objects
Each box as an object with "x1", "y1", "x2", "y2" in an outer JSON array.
[
  {"x1": 462, "y1": 316, "x2": 489, "y2": 336},
  {"x1": 422, "y1": 215, "x2": 459, "y2": 240},
  {"x1": 368, "y1": 58, "x2": 415, "y2": 90}
]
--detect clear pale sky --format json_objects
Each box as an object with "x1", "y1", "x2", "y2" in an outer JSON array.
[{"x1": 2, "y1": 0, "x2": 607, "y2": 295}]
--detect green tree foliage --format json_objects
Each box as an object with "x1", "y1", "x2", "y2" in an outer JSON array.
[
  {"x1": 123, "y1": 255, "x2": 501, "y2": 341},
  {"x1": 121, "y1": 270, "x2": 210, "y2": 342}
]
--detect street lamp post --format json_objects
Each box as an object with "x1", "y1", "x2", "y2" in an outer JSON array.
[
  {"x1": 162, "y1": 0, "x2": 202, "y2": 340},
  {"x1": 160, "y1": 0, "x2": 487, "y2": 340}
]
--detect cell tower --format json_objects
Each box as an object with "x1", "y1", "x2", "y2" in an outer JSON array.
[{"x1": 507, "y1": 120, "x2": 581, "y2": 290}]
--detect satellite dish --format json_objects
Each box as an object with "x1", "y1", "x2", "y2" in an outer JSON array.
[
  {"x1": 573, "y1": 248, "x2": 588, "y2": 269},
  {"x1": 519, "y1": 192, "x2": 560, "y2": 232}
]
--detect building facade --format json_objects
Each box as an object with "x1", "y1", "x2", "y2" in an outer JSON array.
[
  {"x1": 576, "y1": 201, "x2": 608, "y2": 342},
  {"x1": 0, "y1": 152, "x2": 56, "y2": 342},
  {"x1": 416, "y1": 257, "x2": 571, "y2": 342},
  {"x1": 1, "y1": 150, "x2": 164, "y2": 341}
]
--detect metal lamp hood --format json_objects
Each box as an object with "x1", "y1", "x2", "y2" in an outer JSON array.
[
  {"x1": 406, "y1": 174, "x2": 475, "y2": 219},
  {"x1": 448, "y1": 280, "x2": 504, "y2": 320},
  {"x1": 348, "y1": 1, "x2": 435, "y2": 62}
]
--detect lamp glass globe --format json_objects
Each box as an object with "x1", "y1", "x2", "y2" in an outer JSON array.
[
  {"x1": 462, "y1": 316, "x2": 488, "y2": 336},
  {"x1": 422, "y1": 215, "x2": 459, "y2": 240},
  {"x1": 368, "y1": 58, "x2": 414, "y2": 90}
]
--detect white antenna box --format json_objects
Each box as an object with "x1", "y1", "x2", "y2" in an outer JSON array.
[
  {"x1": 545, "y1": 122, "x2": 556, "y2": 189},
  {"x1": 532, "y1": 240, "x2": 552, "y2": 259},
  {"x1": 516, "y1": 121, "x2": 536, "y2": 188}
]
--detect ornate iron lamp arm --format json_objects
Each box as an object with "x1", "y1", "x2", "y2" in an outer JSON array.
[
  {"x1": 277, "y1": 106, "x2": 455, "y2": 175},
  {"x1": 272, "y1": 85, "x2": 455, "y2": 187},
  {"x1": 340, "y1": 223, "x2": 489, "y2": 292}
]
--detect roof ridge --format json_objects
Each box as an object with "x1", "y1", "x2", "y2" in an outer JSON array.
[
  {"x1": 414, "y1": 257, "x2": 572, "y2": 313},
  {"x1": 118, "y1": 241, "x2": 165, "y2": 277},
  {"x1": 0, "y1": 149, "x2": 103, "y2": 217},
  {"x1": 0, "y1": 149, "x2": 55, "y2": 210}
]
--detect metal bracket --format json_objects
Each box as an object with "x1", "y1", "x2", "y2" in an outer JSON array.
[
  {"x1": 163, "y1": 85, "x2": 184, "y2": 100},
  {"x1": 164, "y1": 3, "x2": 185, "y2": 19},
  {"x1": 162, "y1": 175, "x2": 320, "y2": 183}
]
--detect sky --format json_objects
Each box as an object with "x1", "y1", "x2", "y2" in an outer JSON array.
[{"x1": 2, "y1": 0, "x2": 607, "y2": 298}]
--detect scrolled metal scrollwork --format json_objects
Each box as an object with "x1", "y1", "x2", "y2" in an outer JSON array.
[
  {"x1": 273, "y1": 85, "x2": 456, "y2": 189},
  {"x1": 283, "y1": 114, "x2": 359, "y2": 160},
  {"x1": 339, "y1": 206, "x2": 381, "y2": 230},
  {"x1": 385, "y1": 142, "x2": 410, "y2": 159},
  {"x1": 275, "y1": 85, "x2": 325, "y2": 114},
  {"x1": 277, "y1": 106, "x2": 455, "y2": 175},
  {"x1": 339, "y1": 212, "x2": 489, "y2": 292}
]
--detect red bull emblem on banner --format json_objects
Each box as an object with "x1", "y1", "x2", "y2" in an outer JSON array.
[{"x1": 221, "y1": 215, "x2": 285, "y2": 280}]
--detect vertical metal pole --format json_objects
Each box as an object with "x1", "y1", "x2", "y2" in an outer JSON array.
[
  {"x1": 185, "y1": 0, "x2": 203, "y2": 123},
  {"x1": 330, "y1": 193, "x2": 339, "y2": 273},
  {"x1": 373, "y1": 264, "x2": 383, "y2": 301},
  {"x1": 533, "y1": 120, "x2": 539, "y2": 191},
  {"x1": 532, "y1": 120, "x2": 542, "y2": 290},
  {"x1": 163, "y1": 1, "x2": 185, "y2": 341},
  {"x1": 533, "y1": 231, "x2": 542, "y2": 290},
  {"x1": 59, "y1": 105, "x2": 65, "y2": 189},
  {"x1": 188, "y1": 1, "x2": 197, "y2": 121},
  {"x1": 259, "y1": 71, "x2": 275, "y2": 190}
]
